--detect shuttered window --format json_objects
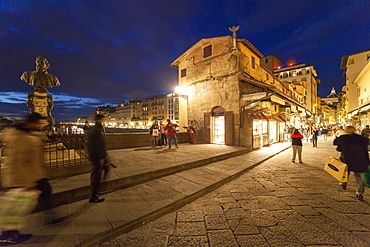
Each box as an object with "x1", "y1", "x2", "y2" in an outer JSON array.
[{"x1": 203, "y1": 45, "x2": 212, "y2": 58}]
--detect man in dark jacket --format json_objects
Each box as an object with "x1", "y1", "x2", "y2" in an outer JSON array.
[
  {"x1": 334, "y1": 126, "x2": 369, "y2": 201},
  {"x1": 87, "y1": 114, "x2": 109, "y2": 203}
]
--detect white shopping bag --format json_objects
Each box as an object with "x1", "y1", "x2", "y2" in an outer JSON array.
[{"x1": 0, "y1": 188, "x2": 41, "y2": 229}]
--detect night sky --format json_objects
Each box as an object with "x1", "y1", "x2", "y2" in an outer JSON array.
[{"x1": 1, "y1": 0, "x2": 369, "y2": 121}]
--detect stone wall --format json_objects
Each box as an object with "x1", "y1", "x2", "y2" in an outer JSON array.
[{"x1": 105, "y1": 132, "x2": 189, "y2": 150}]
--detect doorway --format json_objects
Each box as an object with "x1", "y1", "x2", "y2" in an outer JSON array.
[{"x1": 212, "y1": 116, "x2": 225, "y2": 144}]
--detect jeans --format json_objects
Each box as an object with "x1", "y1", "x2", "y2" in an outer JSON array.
[
  {"x1": 342, "y1": 172, "x2": 365, "y2": 195},
  {"x1": 167, "y1": 134, "x2": 178, "y2": 148}
]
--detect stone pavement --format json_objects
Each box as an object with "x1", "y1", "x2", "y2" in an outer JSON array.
[
  {"x1": 13, "y1": 141, "x2": 291, "y2": 247},
  {"x1": 101, "y1": 139, "x2": 370, "y2": 247}
]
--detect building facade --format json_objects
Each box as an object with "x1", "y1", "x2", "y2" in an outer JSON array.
[{"x1": 171, "y1": 30, "x2": 313, "y2": 148}]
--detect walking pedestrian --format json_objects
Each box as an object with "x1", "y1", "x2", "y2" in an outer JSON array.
[
  {"x1": 0, "y1": 113, "x2": 50, "y2": 244},
  {"x1": 149, "y1": 121, "x2": 160, "y2": 147},
  {"x1": 311, "y1": 128, "x2": 319, "y2": 147},
  {"x1": 164, "y1": 119, "x2": 179, "y2": 149},
  {"x1": 333, "y1": 126, "x2": 369, "y2": 201},
  {"x1": 322, "y1": 126, "x2": 328, "y2": 143},
  {"x1": 87, "y1": 114, "x2": 110, "y2": 203},
  {"x1": 361, "y1": 124, "x2": 370, "y2": 150},
  {"x1": 291, "y1": 129, "x2": 304, "y2": 163}
]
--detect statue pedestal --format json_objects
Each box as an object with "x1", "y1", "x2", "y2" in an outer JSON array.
[{"x1": 27, "y1": 92, "x2": 54, "y2": 130}]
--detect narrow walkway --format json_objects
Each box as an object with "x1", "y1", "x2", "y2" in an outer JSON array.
[
  {"x1": 102, "y1": 140, "x2": 370, "y2": 247},
  {"x1": 16, "y1": 142, "x2": 290, "y2": 246}
]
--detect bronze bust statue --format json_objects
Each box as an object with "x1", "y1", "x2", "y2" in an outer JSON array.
[{"x1": 21, "y1": 56, "x2": 60, "y2": 93}]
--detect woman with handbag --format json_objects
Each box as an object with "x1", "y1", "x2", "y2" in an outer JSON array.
[
  {"x1": 333, "y1": 126, "x2": 369, "y2": 201},
  {"x1": 149, "y1": 121, "x2": 160, "y2": 147}
]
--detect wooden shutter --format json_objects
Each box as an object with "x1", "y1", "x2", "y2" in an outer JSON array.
[
  {"x1": 204, "y1": 112, "x2": 211, "y2": 143},
  {"x1": 225, "y1": 111, "x2": 234, "y2": 145}
]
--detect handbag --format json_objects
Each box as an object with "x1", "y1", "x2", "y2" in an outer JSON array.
[
  {"x1": 0, "y1": 188, "x2": 41, "y2": 230},
  {"x1": 152, "y1": 129, "x2": 159, "y2": 137},
  {"x1": 324, "y1": 156, "x2": 348, "y2": 182}
]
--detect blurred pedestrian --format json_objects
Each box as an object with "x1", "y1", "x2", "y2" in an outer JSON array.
[
  {"x1": 149, "y1": 121, "x2": 160, "y2": 147},
  {"x1": 164, "y1": 119, "x2": 179, "y2": 149},
  {"x1": 87, "y1": 114, "x2": 110, "y2": 203},
  {"x1": 311, "y1": 128, "x2": 319, "y2": 148},
  {"x1": 322, "y1": 126, "x2": 328, "y2": 143},
  {"x1": 291, "y1": 129, "x2": 304, "y2": 163},
  {"x1": 0, "y1": 113, "x2": 50, "y2": 244},
  {"x1": 333, "y1": 126, "x2": 369, "y2": 201}
]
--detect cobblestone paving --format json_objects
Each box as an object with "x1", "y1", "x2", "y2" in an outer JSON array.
[{"x1": 101, "y1": 141, "x2": 370, "y2": 246}]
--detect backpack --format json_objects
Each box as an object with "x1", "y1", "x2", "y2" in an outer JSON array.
[{"x1": 167, "y1": 123, "x2": 174, "y2": 132}]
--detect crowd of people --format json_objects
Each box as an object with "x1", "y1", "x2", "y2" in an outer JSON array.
[{"x1": 149, "y1": 119, "x2": 196, "y2": 148}]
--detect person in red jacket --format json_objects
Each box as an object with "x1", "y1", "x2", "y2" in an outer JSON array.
[
  {"x1": 164, "y1": 119, "x2": 179, "y2": 149},
  {"x1": 291, "y1": 128, "x2": 304, "y2": 163}
]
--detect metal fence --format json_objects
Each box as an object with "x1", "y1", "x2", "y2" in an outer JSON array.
[{"x1": 44, "y1": 133, "x2": 89, "y2": 168}]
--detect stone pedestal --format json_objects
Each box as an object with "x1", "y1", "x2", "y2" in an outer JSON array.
[{"x1": 27, "y1": 92, "x2": 54, "y2": 130}]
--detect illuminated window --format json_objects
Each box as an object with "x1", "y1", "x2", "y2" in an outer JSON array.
[
  {"x1": 203, "y1": 45, "x2": 212, "y2": 58},
  {"x1": 181, "y1": 69, "x2": 186, "y2": 77}
]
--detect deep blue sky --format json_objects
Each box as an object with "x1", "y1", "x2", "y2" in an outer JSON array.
[{"x1": 1, "y1": 0, "x2": 369, "y2": 121}]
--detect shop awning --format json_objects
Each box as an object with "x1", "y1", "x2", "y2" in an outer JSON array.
[{"x1": 247, "y1": 112, "x2": 267, "y2": 120}]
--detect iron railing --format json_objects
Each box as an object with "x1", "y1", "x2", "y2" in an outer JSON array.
[{"x1": 44, "y1": 132, "x2": 89, "y2": 168}]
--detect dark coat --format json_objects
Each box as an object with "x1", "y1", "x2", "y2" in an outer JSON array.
[
  {"x1": 87, "y1": 122, "x2": 107, "y2": 162},
  {"x1": 334, "y1": 134, "x2": 369, "y2": 172}
]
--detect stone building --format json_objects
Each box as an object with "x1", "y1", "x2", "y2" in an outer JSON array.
[
  {"x1": 341, "y1": 50, "x2": 370, "y2": 127},
  {"x1": 171, "y1": 30, "x2": 311, "y2": 148},
  {"x1": 115, "y1": 99, "x2": 143, "y2": 128}
]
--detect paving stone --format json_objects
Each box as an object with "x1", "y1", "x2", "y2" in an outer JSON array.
[
  {"x1": 346, "y1": 214, "x2": 370, "y2": 228},
  {"x1": 250, "y1": 209, "x2": 279, "y2": 227},
  {"x1": 291, "y1": 206, "x2": 321, "y2": 216},
  {"x1": 231, "y1": 192, "x2": 254, "y2": 200},
  {"x1": 225, "y1": 207, "x2": 248, "y2": 219},
  {"x1": 225, "y1": 184, "x2": 249, "y2": 193},
  {"x1": 177, "y1": 210, "x2": 204, "y2": 222},
  {"x1": 218, "y1": 197, "x2": 236, "y2": 203},
  {"x1": 152, "y1": 213, "x2": 176, "y2": 234},
  {"x1": 238, "y1": 199, "x2": 264, "y2": 210},
  {"x1": 236, "y1": 234, "x2": 270, "y2": 247},
  {"x1": 315, "y1": 208, "x2": 369, "y2": 231},
  {"x1": 208, "y1": 230, "x2": 238, "y2": 247},
  {"x1": 271, "y1": 210, "x2": 337, "y2": 245},
  {"x1": 245, "y1": 186, "x2": 274, "y2": 196},
  {"x1": 311, "y1": 195, "x2": 359, "y2": 213},
  {"x1": 297, "y1": 187, "x2": 321, "y2": 194},
  {"x1": 280, "y1": 196, "x2": 307, "y2": 206},
  {"x1": 353, "y1": 231, "x2": 370, "y2": 245},
  {"x1": 173, "y1": 222, "x2": 207, "y2": 236},
  {"x1": 301, "y1": 199, "x2": 328, "y2": 208},
  {"x1": 168, "y1": 236, "x2": 209, "y2": 247},
  {"x1": 203, "y1": 205, "x2": 224, "y2": 215},
  {"x1": 306, "y1": 215, "x2": 369, "y2": 246},
  {"x1": 255, "y1": 196, "x2": 291, "y2": 210},
  {"x1": 205, "y1": 215, "x2": 229, "y2": 229},
  {"x1": 232, "y1": 223, "x2": 259, "y2": 235},
  {"x1": 260, "y1": 226, "x2": 304, "y2": 247},
  {"x1": 221, "y1": 202, "x2": 240, "y2": 210},
  {"x1": 145, "y1": 234, "x2": 169, "y2": 247}
]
